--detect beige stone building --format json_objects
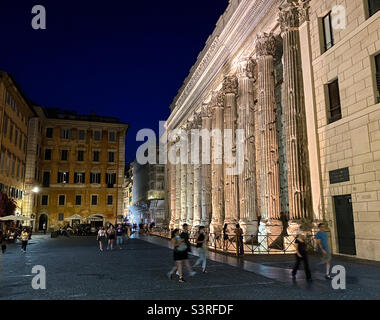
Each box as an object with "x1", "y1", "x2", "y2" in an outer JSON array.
[{"x1": 165, "y1": 0, "x2": 380, "y2": 261}]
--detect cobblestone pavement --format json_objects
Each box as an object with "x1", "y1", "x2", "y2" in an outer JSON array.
[{"x1": 0, "y1": 234, "x2": 379, "y2": 300}]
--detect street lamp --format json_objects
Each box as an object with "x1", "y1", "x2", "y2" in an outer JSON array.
[{"x1": 32, "y1": 186, "x2": 40, "y2": 193}]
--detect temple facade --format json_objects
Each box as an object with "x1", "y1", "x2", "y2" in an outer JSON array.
[{"x1": 165, "y1": 0, "x2": 380, "y2": 261}]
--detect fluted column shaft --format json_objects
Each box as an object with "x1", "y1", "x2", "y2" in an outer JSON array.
[
  {"x1": 223, "y1": 76, "x2": 239, "y2": 227},
  {"x1": 192, "y1": 115, "x2": 202, "y2": 229},
  {"x1": 175, "y1": 153, "x2": 181, "y2": 229},
  {"x1": 169, "y1": 142, "x2": 177, "y2": 228},
  {"x1": 201, "y1": 106, "x2": 212, "y2": 227},
  {"x1": 237, "y1": 59, "x2": 258, "y2": 236},
  {"x1": 279, "y1": 1, "x2": 312, "y2": 220},
  {"x1": 210, "y1": 92, "x2": 224, "y2": 235},
  {"x1": 186, "y1": 123, "x2": 194, "y2": 227},
  {"x1": 256, "y1": 33, "x2": 281, "y2": 220}
]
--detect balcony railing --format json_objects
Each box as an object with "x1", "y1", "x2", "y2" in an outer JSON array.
[{"x1": 149, "y1": 226, "x2": 317, "y2": 255}]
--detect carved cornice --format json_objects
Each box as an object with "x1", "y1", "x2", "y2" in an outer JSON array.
[
  {"x1": 278, "y1": 0, "x2": 310, "y2": 33},
  {"x1": 223, "y1": 75, "x2": 238, "y2": 95},
  {"x1": 255, "y1": 32, "x2": 276, "y2": 57},
  {"x1": 237, "y1": 58, "x2": 254, "y2": 79}
]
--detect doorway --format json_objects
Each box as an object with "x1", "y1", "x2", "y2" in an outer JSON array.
[
  {"x1": 333, "y1": 195, "x2": 356, "y2": 255},
  {"x1": 38, "y1": 214, "x2": 48, "y2": 231}
]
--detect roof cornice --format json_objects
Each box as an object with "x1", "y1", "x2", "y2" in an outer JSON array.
[{"x1": 167, "y1": 0, "x2": 281, "y2": 129}]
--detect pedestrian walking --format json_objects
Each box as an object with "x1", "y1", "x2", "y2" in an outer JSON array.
[
  {"x1": 167, "y1": 229, "x2": 180, "y2": 280},
  {"x1": 20, "y1": 228, "x2": 29, "y2": 252},
  {"x1": 116, "y1": 224, "x2": 124, "y2": 250},
  {"x1": 234, "y1": 224, "x2": 244, "y2": 256},
  {"x1": 43, "y1": 223, "x2": 47, "y2": 235},
  {"x1": 222, "y1": 224, "x2": 229, "y2": 251},
  {"x1": 292, "y1": 232, "x2": 312, "y2": 281},
  {"x1": 0, "y1": 230, "x2": 6, "y2": 254},
  {"x1": 316, "y1": 223, "x2": 332, "y2": 280},
  {"x1": 107, "y1": 225, "x2": 116, "y2": 250},
  {"x1": 179, "y1": 224, "x2": 196, "y2": 279},
  {"x1": 168, "y1": 228, "x2": 195, "y2": 283},
  {"x1": 193, "y1": 226, "x2": 208, "y2": 273},
  {"x1": 97, "y1": 226, "x2": 107, "y2": 251}
]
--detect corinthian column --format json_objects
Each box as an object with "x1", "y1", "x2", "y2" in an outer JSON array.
[
  {"x1": 168, "y1": 140, "x2": 177, "y2": 229},
  {"x1": 256, "y1": 33, "x2": 281, "y2": 221},
  {"x1": 201, "y1": 104, "x2": 212, "y2": 227},
  {"x1": 180, "y1": 124, "x2": 188, "y2": 227},
  {"x1": 192, "y1": 113, "x2": 202, "y2": 230},
  {"x1": 175, "y1": 141, "x2": 181, "y2": 229},
  {"x1": 223, "y1": 75, "x2": 239, "y2": 228},
  {"x1": 210, "y1": 91, "x2": 224, "y2": 235},
  {"x1": 186, "y1": 120, "x2": 194, "y2": 228},
  {"x1": 279, "y1": 0, "x2": 312, "y2": 222},
  {"x1": 237, "y1": 58, "x2": 258, "y2": 237}
]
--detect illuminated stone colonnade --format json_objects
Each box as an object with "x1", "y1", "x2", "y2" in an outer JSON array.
[{"x1": 166, "y1": 0, "x2": 320, "y2": 237}]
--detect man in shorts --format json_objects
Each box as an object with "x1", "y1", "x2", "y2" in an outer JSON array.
[
  {"x1": 315, "y1": 223, "x2": 332, "y2": 280},
  {"x1": 116, "y1": 224, "x2": 124, "y2": 250}
]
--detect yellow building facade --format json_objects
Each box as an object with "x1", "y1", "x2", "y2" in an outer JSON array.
[
  {"x1": 0, "y1": 72, "x2": 36, "y2": 216},
  {"x1": 33, "y1": 107, "x2": 129, "y2": 230}
]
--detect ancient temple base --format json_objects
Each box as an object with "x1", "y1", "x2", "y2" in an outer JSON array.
[{"x1": 239, "y1": 220, "x2": 258, "y2": 241}]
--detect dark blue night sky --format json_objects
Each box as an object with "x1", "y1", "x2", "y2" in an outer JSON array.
[{"x1": 0, "y1": 0, "x2": 229, "y2": 163}]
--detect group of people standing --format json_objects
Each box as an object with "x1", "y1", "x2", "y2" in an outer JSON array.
[{"x1": 97, "y1": 223, "x2": 132, "y2": 251}]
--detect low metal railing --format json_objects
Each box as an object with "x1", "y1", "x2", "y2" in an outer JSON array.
[{"x1": 150, "y1": 226, "x2": 316, "y2": 255}]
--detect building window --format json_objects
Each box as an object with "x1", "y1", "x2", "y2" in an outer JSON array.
[
  {"x1": 42, "y1": 171, "x2": 50, "y2": 187},
  {"x1": 58, "y1": 195, "x2": 66, "y2": 206},
  {"x1": 93, "y1": 130, "x2": 101, "y2": 141},
  {"x1": 58, "y1": 213, "x2": 64, "y2": 221},
  {"x1": 61, "y1": 150, "x2": 68, "y2": 161},
  {"x1": 368, "y1": 0, "x2": 380, "y2": 17},
  {"x1": 108, "y1": 151, "x2": 115, "y2": 163},
  {"x1": 375, "y1": 53, "x2": 380, "y2": 103},
  {"x1": 57, "y1": 171, "x2": 69, "y2": 183},
  {"x1": 9, "y1": 124, "x2": 13, "y2": 141},
  {"x1": 107, "y1": 195, "x2": 113, "y2": 205},
  {"x1": 14, "y1": 129, "x2": 18, "y2": 146},
  {"x1": 91, "y1": 195, "x2": 98, "y2": 206},
  {"x1": 61, "y1": 128, "x2": 70, "y2": 139},
  {"x1": 74, "y1": 172, "x2": 85, "y2": 184},
  {"x1": 322, "y1": 12, "x2": 334, "y2": 52},
  {"x1": 93, "y1": 151, "x2": 100, "y2": 162},
  {"x1": 77, "y1": 150, "x2": 84, "y2": 161},
  {"x1": 109, "y1": 131, "x2": 116, "y2": 142},
  {"x1": 75, "y1": 195, "x2": 82, "y2": 206},
  {"x1": 44, "y1": 149, "x2": 52, "y2": 160},
  {"x1": 327, "y1": 79, "x2": 342, "y2": 124},
  {"x1": 41, "y1": 195, "x2": 49, "y2": 206},
  {"x1": 3, "y1": 116, "x2": 8, "y2": 136},
  {"x1": 46, "y1": 128, "x2": 53, "y2": 138},
  {"x1": 90, "y1": 172, "x2": 101, "y2": 184},
  {"x1": 106, "y1": 173, "x2": 116, "y2": 187},
  {"x1": 78, "y1": 130, "x2": 86, "y2": 140}
]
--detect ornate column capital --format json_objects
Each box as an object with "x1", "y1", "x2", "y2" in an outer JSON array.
[
  {"x1": 211, "y1": 90, "x2": 224, "y2": 109},
  {"x1": 223, "y1": 75, "x2": 238, "y2": 95},
  {"x1": 201, "y1": 103, "x2": 211, "y2": 118},
  {"x1": 278, "y1": 0, "x2": 310, "y2": 33},
  {"x1": 255, "y1": 32, "x2": 276, "y2": 57},
  {"x1": 237, "y1": 58, "x2": 254, "y2": 79},
  {"x1": 192, "y1": 112, "x2": 202, "y2": 129}
]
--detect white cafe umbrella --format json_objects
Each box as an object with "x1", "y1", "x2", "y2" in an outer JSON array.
[
  {"x1": 87, "y1": 214, "x2": 104, "y2": 222},
  {"x1": 0, "y1": 215, "x2": 35, "y2": 222},
  {"x1": 64, "y1": 214, "x2": 84, "y2": 221}
]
